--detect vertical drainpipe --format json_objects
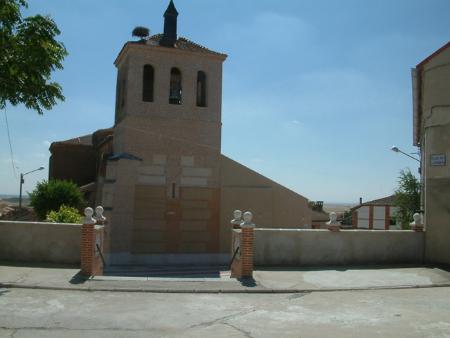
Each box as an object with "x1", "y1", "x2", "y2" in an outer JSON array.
[
  {"x1": 412, "y1": 66, "x2": 426, "y2": 263},
  {"x1": 411, "y1": 67, "x2": 424, "y2": 211}
]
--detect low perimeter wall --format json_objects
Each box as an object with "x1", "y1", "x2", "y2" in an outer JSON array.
[
  {"x1": 0, "y1": 221, "x2": 81, "y2": 265},
  {"x1": 254, "y1": 229, "x2": 425, "y2": 266}
]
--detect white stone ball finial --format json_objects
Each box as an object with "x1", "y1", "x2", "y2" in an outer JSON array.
[
  {"x1": 329, "y1": 212, "x2": 338, "y2": 223},
  {"x1": 231, "y1": 209, "x2": 242, "y2": 226},
  {"x1": 410, "y1": 213, "x2": 424, "y2": 231},
  {"x1": 94, "y1": 206, "x2": 106, "y2": 222},
  {"x1": 327, "y1": 211, "x2": 341, "y2": 231},
  {"x1": 243, "y1": 211, "x2": 253, "y2": 223},
  {"x1": 241, "y1": 211, "x2": 255, "y2": 228},
  {"x1": 84, "y1": 207, "x2": 96, "y2": 225}
]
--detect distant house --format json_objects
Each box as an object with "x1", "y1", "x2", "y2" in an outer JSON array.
[{"x1": 351, "y1": 195, "x2": 398, "y2": 230}]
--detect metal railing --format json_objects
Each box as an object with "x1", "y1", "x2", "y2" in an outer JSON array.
[{"x1": 228, "y1": 246, "x2": 240, "y2": 270}]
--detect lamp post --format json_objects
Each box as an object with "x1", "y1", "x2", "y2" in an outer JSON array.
[
  {"x1": 391, "y1": 146, "x2": 420, "y2": 162},
  {"x1": 19, "y1": 167, "x2": 44, "y2": 209}
]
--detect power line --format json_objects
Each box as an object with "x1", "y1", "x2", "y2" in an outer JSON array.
[{"x1": 3, "y1": 108, "x2": 18, "y2": 180}]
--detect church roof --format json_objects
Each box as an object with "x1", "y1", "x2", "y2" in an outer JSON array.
[
  {"x1": 151, "y1": 34, "x2": 226, "y2": 56},
  {"x1": 115, "y1": 34, "x2": 227, "y2": 64},
  {"x1": 53, "y1": 134, "x2": 93, "y2": 147},
  {"x1": 50, "y1": 128, "x2": 114, "y2": 150}
]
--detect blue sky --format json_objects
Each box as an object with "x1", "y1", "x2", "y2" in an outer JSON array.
[{"x1": 1, "y1": 0, "x2": 449, "y2": 203}]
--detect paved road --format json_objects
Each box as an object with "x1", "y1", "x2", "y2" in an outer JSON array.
[{"x1": 1, "y1": 287, "x2": 449, "y2": 337}]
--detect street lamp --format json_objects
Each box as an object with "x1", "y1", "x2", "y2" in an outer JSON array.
[
  {"x1": 391, "y1": 146, "x2": 420, "y2": 162},
  {"x1": 19, "y1": 166, "x2": 44, "y2": 209}
]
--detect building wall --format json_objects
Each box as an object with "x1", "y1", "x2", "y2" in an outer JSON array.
[
  {"x1": 354, "y1": 205, "x2": 398, "y2": 230},
  {"x1": 49, "y1": 145, "x2": 97, "y2": 187},
  {"x1": 0, "y1": 221, "x2": 81, "y2": 264},
  {"x1": 103, "y1": 44, "x2": 225, "y2": 264},
  {"x1": 220, "y1": 155, "x2": 312, "y2": 252},
  {"x1": 115, "y1": 44, "x2": 224, "y2": 126},
  {"x1": 419, "y1": 47, "x2": 450, "y2": 265},
  {"x1": 254, "y1": 229, "x2": 424, "y2": 266}
]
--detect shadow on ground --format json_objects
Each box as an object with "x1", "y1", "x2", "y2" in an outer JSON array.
[
  {"x1": 239, "y1": 277, "x2": 257, "y2": 287},
  {"x1": 69, "y1": 272, "x2": 88, "y2": 284},
  {"x1": 255, "y1": 263, "x2": 450, "y2": 273},
  {"x1": 0, "y1": 289, "x2": 10, "y2": 297},
  {"x1": 0, "y1": 260, "x2": 78, "y2": 269}
]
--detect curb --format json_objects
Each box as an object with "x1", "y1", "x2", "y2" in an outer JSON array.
[{"x1": 1, "y1": 282, "x2": 450, "y2": 294}]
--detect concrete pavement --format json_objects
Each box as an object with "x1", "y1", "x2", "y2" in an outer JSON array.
[
  {"x1": 1, "y1": 287, "x2": 450, "y2": 337},
  {"x1": 1, "y1": 262, "x2": 450, "y2": 293}
]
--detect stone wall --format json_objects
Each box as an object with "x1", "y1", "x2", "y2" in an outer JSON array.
[
  {"x1": 220, "y1": 156, "x2": 312, "y2": 252},
  {"x1": 254, "y1": 229, "x2": 425, "y2": 266},
  {"x1": 0, "y1": 221, "x2": 81, "y2": 265},
  {"x1": 416, "y1": 44, "x2": 450, "y2": 265}
]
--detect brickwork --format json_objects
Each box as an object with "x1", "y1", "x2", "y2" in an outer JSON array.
[
  {"x1": 81, "y1": 222, "x2": 95, "y2": 276},
  {"x1": 240, "y1": 227, "x2": 254, "y2": 278},
  {"x1": 230, "y1": 210, "x2": 254, "y2": 279},
  {"x1": 369, "y1": 206, "x2": 374, "y2": 230},
  {"x1": 384, "y1": 206, "x2": 390, "y2": 230},
  {"x1": 80, "y1": 207, "x2": 105, "y2": 277},
  {"x1": 352, "y1": 212, "x2": 358, "y2": 229}
]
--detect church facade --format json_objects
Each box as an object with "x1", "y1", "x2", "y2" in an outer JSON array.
[{"x1": 50, "y1": 1, "x2": 313, "y2": 265}]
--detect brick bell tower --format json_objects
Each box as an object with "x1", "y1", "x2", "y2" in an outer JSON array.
[{"x1": 102, "y1": 0, "x2": 228, "y2": 265}]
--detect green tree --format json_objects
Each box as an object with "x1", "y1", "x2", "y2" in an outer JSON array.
[
  {"x1": 46, "y1": 205, "x2": 83, "y2": 224},
  {"x1": 0, "y1": 0, "x2": 67, "y2": 114},
  {"x1": 29, "y1": 180, "x2": 85, "y2": 220},
  {"x1": 393, "y1": 169, "x2": 421, "y2": 229}
]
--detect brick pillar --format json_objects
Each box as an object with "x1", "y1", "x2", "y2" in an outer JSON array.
[
  {"x1": 81, "y1": 206, "x2": 106, "y2": 277},
  {"x1": 93, "y1": 206, "x2": 106, "y2": 275},
  {"x1": 240, "y1": 211, "x2": 255, "y2": 279},
  {"x1": 80, "y1": 207, "x2": 96, "y2": 276},
  {"x1": 385, "y1": 206, "x2": 390, "y2": 230},
  {"x1": 369, "y1": 206, "x2": 374, "y2": 230},
  {"x1": 352, "y1": 211, "x2": 358, "y2": 229}
]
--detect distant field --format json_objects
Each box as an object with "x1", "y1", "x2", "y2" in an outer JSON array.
[
  {"x1": 0, "y1": 194, "x2": 353, "y2": 212},
  {"x1": 323, "y1": 203, "x2": 355, "y2": 213},
  {"x1": 0, "y1": 196, "x2": 30, "y2": 207}
]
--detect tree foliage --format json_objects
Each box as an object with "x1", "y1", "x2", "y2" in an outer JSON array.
[
  {"x1": 46, "y1": 205, "x2": 83, "y2": 224},
  {"x1": 29, "y1": 180, "x2": 84, "y2": 220},
  {"x1": 393, "y1": 169, "x2": 421, "y2": 229},
  {"x1": 0, "y1": 0, "x2": 67, "y2": 114}
]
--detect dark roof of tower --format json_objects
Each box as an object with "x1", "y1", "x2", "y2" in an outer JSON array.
[
  {"x1": 53, "y1": 134, "x2": 93, "y2": 146},
  {"x1": 115, "y1": 34, "x2": 227, "y2": 61},
  {"x1": 149, "y1": 34, "x2": 225, "y2": 56},
  {"x1": 164, "y1": 0, "x2": 178, "y2": 16}
]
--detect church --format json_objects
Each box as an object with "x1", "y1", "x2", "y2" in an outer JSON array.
[{"x1": 49, "y1": 1, "x2": 313, "y2": 265}]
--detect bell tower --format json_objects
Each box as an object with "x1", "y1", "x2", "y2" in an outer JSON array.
[
  {"x1": 160, "y1": 0, "x2": 178, "y2": 47},
  {"x1": 105, "y1": 1, "x2": 228, "y2": 264}
]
